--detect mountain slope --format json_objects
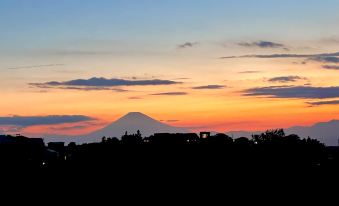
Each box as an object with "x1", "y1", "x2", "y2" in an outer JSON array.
[
  {"x1": 44, "y1": 114, "x2": 339, "y2": 146},
  {"x1": 286, "y1": 120, "x2": 339, "y2": 146},
  {"x1": 67, "y1": 112, "x2": 189, "y2": 144},
  {"x1": 226, "y1": 120, "x2": 339, "y2": 146}
]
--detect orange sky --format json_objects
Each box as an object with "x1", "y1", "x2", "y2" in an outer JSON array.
[
  {"x1": 1, "y1": 57, "x2": 338, "y2": 136},
  {"x1": 1, "y1": 1, "x2": 339, "y2": 136}
]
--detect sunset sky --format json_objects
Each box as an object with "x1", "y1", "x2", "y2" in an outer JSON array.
[{"x1": 1, "y1": 0, "x2": 339, "y2": 136}]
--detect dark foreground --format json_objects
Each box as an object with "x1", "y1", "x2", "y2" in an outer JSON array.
[{"x1": 1, "y1": 130, "x2": 339, "y2": 195}]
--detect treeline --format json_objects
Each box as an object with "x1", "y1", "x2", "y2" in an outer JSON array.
[{"x1": 1, "y1": 129, "x2": 338, "y2": 174}]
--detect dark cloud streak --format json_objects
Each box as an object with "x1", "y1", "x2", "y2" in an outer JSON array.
[
  {"x1": 220, "y1": 51, "x2": 339, "y2": 60},
  {"x1": 323, "y1": 65, "x2": 339, "y2": 70},
  {"x1": 178, "y1": 42, "x2": 199, "y2": 49},
  {"x1": 238, "y1": 41, "x2": 286, "y2": 49},
  {"x1": 307, "y1": 100, "x2": 339, "y2": 106},
  {"x1": 0, "y1": 115, "x2": 95, "y2": 127},
  {"x1": 310, "y1": 56, "x2": 339, "y2": 64},
  {"x1": 238, "y1": 71, "x2": 261, "y2": 74},
  {"x1": 151, "y1": 92, "x2": 188, "y2": 96},
  {"x1": 30, "y1": 77, "x2": 181, "y2": 89},
  {"x1": 268, "y1": 76, "x2": 304, "y2": 83},
  {"x1": 192, "y1": 85, "x2": 225, "y2": 90},
  {"x1": 243, "y1": 86, "x2": 339, "y2": 99}
]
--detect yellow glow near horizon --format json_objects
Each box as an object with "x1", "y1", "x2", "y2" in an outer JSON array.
[{"x1": 0, "y1": 48, "x2": 339, "y2": 136}]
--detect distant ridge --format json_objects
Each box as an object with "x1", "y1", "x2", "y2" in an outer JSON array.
[
  {"x1": 287, "y1": 120, "x2": 339, "y2": 146},
  {"x1": 43, "y1": 115, "x2": 339, "y2": 146},
  {"x1": 46, "y1": 112, "x2": 190, "y2": 144},
  {"x1": 226, "y1": 120, "x2": 339, "y2": 146}
]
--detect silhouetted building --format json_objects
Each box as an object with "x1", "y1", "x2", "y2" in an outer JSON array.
[
  {"x1": 150, "y1": 133, "x2": 199, "y2": 144},
  {"x1": 208, "y1": 133, "x2": 233, "y2": 145},
  {"x1": 200, "y1": 132, "x2": 211, "y2": 139},
  {"x1": 27, "y1": 138, "x2": 44, "y2": 146},
  {"x1": 48, "y1": 142, "x2": 65, "y2": 152}
]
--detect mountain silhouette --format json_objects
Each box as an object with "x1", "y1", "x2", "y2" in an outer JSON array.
[
  {"x1": 54, "y1": 112, "x2": 189, "y2": 144},
  {"x1": 227, "y1": 120, "x2": 339, "y2": 146},
  {"x1": 44, "y1": 114, "x2": 339, "y2": 145},
  {"x1": 287, "y1": 120, "x2": 339, "y2": 146}
]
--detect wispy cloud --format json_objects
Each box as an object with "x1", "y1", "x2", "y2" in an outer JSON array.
[
  {"x1": 238, "y1": 41, "x2": 287, "y2": 49},
  {"x1": 0, "y1": 115, "x2": 95, "y2": 127},
  {"x1": 243, "y1": 86, "x2": 339, "y2": 99},
  {"x1": 48, "y1": 125, "x2": 90, "y2": 131},
  {"x1": 320, "y1": 37, "x2": 339, "y2": 44},
  {"x1": 192, "y1": 85, "x2": 226, "y2": 90},
  {"x1": 238, "y1": 70, "x2": 261, "y2": 74},
  {"x1": 310, "y1": 56, "x2": 339, "y2": 64},
  {"x1": 178, "y1": 42, "x2": 199, "y2": 49},
  {"x1": 220, "y1": 51, "x2": 339, "y2": 60},
  {"x1": 151, "y1": 92, "x2": 188, "y2": 96},
  {"x1": 128, "y1": 97, "x2": 143, "y2": 100},
  {"x1": 161, "y1": 120, "x2": 180, "y2": 123},
  {"x1": 58, "y1": 86, "x2": 128, "y2": 92},
  {"x1": 176, "y1": 77, "x2": 191, "y2": 80},
  {"x1": 47, "y1": 121, "x2": 104, "y2": 131},
  {"x1": 30, "y1": 77, "x2": 181, "y2": 89},
  {"x1": 323, "y1": 65, "x2": 339, "y2": 70},
  {"x1": 166, "y1": 120, "x2": 179, "y2": 122},
  {"x1": 307, "y1": 100, "x2": 339, "y2": 106},
  {"x1": 268, "y1": 76, "x2": 305, "y2": 83},
  {"x1": 7, "y1": 64, "x2": 64, "y2": 70},
  {"x1": 50, "y1": 50, "x2": 112, "y2": 56}
]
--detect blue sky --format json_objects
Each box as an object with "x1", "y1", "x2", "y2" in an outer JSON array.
[{"x1": 1, "y1": 0, "x2": 339, "y2": 52}]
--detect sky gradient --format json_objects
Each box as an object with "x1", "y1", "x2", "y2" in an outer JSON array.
[{"x1": 1, "y1": 0, "x2": 339, "y2": 136}]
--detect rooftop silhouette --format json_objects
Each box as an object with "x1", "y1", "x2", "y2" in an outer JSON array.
[{"x1": 1, "y1": 129, "x2": 339, "y2": 172}]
